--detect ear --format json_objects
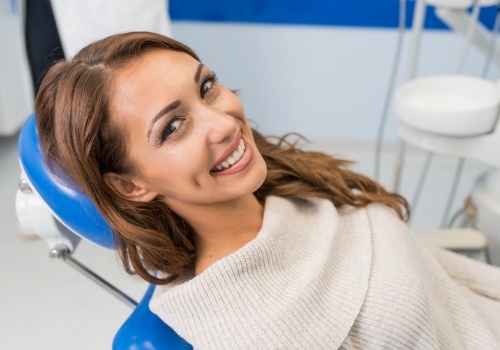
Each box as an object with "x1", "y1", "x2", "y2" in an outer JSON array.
[{"x1": 103, "y1": 172, "x2": 158, "y2": 202}]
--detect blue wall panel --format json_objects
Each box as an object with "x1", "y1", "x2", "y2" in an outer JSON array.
[{"x1": 169, "y1": 0, "x2": 498, "y2": 30}]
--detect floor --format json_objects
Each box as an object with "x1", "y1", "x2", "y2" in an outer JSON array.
[{"x1": 0, "y1": 130, "x2": 494, "y2": 349}]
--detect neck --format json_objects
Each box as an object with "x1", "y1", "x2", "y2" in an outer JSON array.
[{"x1": 169, "y1": 194, "x2": 264, "y2": 275}]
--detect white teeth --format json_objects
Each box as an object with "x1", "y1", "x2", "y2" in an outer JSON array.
[
  {"x1": 212, "y1": 138, "x2": 247, "y2": 172},
  {"x1": 232, "y1": 149, "x2": 242, "y2": 162}
]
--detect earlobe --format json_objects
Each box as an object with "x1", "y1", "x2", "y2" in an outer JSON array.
[{"x1": 103, "y1": 172, "x2": 157, "y2": 202}]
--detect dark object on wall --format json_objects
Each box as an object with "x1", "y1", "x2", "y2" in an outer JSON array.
[{"x1": 25, "y1": 0, "x2": 65, "y2": 94}]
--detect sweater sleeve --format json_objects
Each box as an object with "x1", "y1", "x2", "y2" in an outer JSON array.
[
  {"x1": 350, "y1": 203, "x2": 500, "y2": 349},
  {"x1": 426, "y1": 246, "x2": 500, "y2": 301}
]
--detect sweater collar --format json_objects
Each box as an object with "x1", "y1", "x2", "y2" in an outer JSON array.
[{"x1": 151, "y1": 196, "x2": 372, "y2": 348}]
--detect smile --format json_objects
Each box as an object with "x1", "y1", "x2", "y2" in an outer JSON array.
[{"x1": 211, "y1": 139, "x2": 246, "y2": 172}]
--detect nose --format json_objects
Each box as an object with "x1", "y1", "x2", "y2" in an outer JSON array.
[{"x1": 197, "y1": 105, "x2": 237, "y2": 145}]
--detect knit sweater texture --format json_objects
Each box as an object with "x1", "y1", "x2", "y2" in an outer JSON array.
[{"x1": 150, "y1": 196, "x2": 500, "y2": 349}]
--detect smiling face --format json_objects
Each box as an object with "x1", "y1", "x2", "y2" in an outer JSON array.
[{"x1": 105, "y1": 49, "x2": 267, "y2": 219}]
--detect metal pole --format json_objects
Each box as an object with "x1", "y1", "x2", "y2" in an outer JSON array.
[
  {"x1": 49, "y1": 244, "x2": 138, "y2": 308},
  {"x1": 393, "y1": 0, "x2": 427, "y2": 192},
  {"x1": 407, "y1": 0, "x2": 427, "y2": 81}
]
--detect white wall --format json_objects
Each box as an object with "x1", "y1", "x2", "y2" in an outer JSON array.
[
  {"x1": 0, "y1": 0, "x2": 34, "y2": 135},
  {"x1": 171, "y1": 21, "x2": 499, "y2": 142}
]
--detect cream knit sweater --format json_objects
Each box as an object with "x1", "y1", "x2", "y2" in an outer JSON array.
[{"x1": 150, "y1": 196, "x2": 500, "y2": 349}]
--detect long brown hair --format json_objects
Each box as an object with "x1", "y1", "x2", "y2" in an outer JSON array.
[{"x1": 36, "y1": 32, "x2": 409, "y2": 285}]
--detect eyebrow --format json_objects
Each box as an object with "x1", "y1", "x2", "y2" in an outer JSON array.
[
  {"x1": 147, "y1": 100, "x2": 181, "y2": 140},
  {"x1": 194, "y1": 63, "x2": 204, "y2": 83}
]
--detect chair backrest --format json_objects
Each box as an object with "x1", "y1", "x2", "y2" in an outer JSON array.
[
  {"x1": 18, "y1": 114, "x2": 192, "y2": 349},
  {"x1": 18, "y1": 114, "x2": 115, "y2": 248}
]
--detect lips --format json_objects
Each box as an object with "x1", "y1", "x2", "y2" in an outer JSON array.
[{"x1": 211, "y1": 139, "x2": 246, "y2": 172}]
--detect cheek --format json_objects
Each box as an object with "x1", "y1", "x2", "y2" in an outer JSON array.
[
  {"x1": 223, "y1": 90, "x2": 246, "y2": 118},
  {"x1": 247, "y1": 148, "x2": 268, "y2": 191},
  {"x1": 146, "y1": 149, "x2": 202, "y2": 183},
  {"x1": 257, "y1": 153, "x2": 268, "y2": 182},
  {"x1": 235, "y1": 99, "x2": 246, "y2": 118}
]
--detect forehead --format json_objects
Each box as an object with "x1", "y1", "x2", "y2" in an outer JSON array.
[
  {"x1": 108, "y1": 49, "x2": 199, "y2": 125},
  {"x1": 112, "y1": 49, "x2": 199, "y2": 94}
]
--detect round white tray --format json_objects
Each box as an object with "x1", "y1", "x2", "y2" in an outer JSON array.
[{"x1": 395, "y1": 75, "x2": 500, "y2": 137}]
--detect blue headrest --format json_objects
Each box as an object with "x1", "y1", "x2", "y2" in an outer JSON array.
[{"x1": 18, "y1": 114, "x2": 115, "y2": 249}]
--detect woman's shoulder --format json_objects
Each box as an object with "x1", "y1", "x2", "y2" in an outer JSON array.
[
  {"x1": 333, "y1": 200, "x2": 404, "y2": 229},
  {"x1": 266, "y1": 196, "x2": 405, "y2": 231}
]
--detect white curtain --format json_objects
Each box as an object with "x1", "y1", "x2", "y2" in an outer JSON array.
[
  {"x1": 0, "y1": 0, "x2": 34, "y2": 135},
  {"x1": 50, "y1": 0, "x2": 172, "y2": 58}
]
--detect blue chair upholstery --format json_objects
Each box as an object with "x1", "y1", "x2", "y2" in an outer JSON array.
[
  {"x1": 113, "y1": 284, "x2": 193, "y2": 350},
  {"x1": 18, "y1": 114, "x2": 115, "y2": 248},
  {"x1": 18, "y1": 114, "x2": 192, "y2": 349}
]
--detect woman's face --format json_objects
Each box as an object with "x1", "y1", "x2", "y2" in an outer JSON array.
[{"x1": 107, "y1": 49, "x2": 267, "y2": 215}]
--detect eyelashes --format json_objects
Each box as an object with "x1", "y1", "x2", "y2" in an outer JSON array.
[
  {"x1": 200, "y1": 71, "x2": 218, "y2": 98},
  {"x1": 156, "y1": 116, "x2": 185, "y2": 146},
  {"x1": 155, "y1": 70, "x2": 218, "y2": 146}
]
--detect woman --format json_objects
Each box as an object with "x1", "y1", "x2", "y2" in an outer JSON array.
[{"x1": 35, "y1": 32, "x2": 500, "y2": 349}]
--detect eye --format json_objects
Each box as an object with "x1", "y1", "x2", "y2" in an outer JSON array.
[
  {"x1": 157, "y1": 117, "x2": 183, "y2": 145},
  {"x1": 200, "y1": 72, "x2": 218, "y2": 98}
]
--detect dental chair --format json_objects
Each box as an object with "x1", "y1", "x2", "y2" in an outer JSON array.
[
  {"x1": 15, "y1": 114, "x2": 192, "y2": 350},
  {"x1": 393, "y1": 0, "x2": 500, "y2": 265}
]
